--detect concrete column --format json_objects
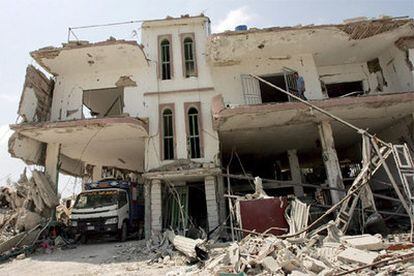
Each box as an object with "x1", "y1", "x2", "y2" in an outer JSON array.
[
  {"x1": 144, "y1": 181, "x2": 151, "y2": 239},
  {"x1": 287, "y1": 149, "x2": 304, "y2": 197},
  {"x1": 318, "y1": 121, "x2": 345, "y2": 204},
  {"x1": 92, "y1": 164, "x2": 102, "y2": 182},
  {"x1": 204, "y1": 176, "x2": 219, "y2": 231},
  {"x1": 150, "y1": 179, "x2": 162, "y2": 234},
  {"x1": 45, "y1": 143, "x2": 60, "y2": 191},
  {"x1": 216, "y1": 175, "x2": 226, "y2": 225}
]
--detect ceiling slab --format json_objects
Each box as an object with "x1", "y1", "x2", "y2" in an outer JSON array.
[{"x1": 11, "y1": 117, "x2": 148, "y2": 172}]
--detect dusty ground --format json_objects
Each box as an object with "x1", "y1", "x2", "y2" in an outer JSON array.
[{"x1": 0, "y1": 239, "x2": 186, "y2": 276}]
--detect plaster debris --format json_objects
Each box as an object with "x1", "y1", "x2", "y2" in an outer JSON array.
[
  {"x1": 337, "y1": 247, "x2": 379, "y2": 265},
  {"x1": 0, "y1": 169, "x2": 60, "y2": 255},
  {"x1": 340, "y1": 234, "x2": 385, "y2": 251}
]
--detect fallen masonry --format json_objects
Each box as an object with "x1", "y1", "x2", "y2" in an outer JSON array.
[
  {"x1": 145, "y1": 215, "x2": 414, "y2": 275},
  {"x1": 0, "y1": 169, "x2": 72, "y2": 260}
]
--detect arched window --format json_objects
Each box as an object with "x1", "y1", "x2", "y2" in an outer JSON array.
[
  {"x1": 160, "y1": 39, "x2": 171, "y2": 80},
  {"x1": 162, "y1": 108, "x2": 174, "y2": 160},
  {"x1": 183, "y1": 37, "x2": 196, "y2": 78},
  {"x1": 187, "y1": 107, "x2": 201, "y2": 158}
]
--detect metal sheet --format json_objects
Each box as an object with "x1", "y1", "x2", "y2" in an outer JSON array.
[{"x1": 238, "y1": 197, "x2": 289, "y2": 236}]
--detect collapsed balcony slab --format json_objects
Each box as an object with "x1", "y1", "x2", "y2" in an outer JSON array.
[{"x1": 10, "y1": 117, "x2": 149, "y2": 172}]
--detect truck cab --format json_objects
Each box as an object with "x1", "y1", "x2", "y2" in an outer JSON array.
[{"x1": 70, "y1": 179, "x2": 144, "y2": 242}]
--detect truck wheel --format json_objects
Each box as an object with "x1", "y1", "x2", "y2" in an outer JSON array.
[{"x1": 119, "y1": 221, "x2": 128, "y2": 242}]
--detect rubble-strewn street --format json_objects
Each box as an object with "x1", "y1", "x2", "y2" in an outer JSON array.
[
  {"x1": 1, "y1": 1, "x2": 414, "y2": 275},
  {"x1": 1, "y1": 230, "x2": 413, "y2": 275},
  {"x1": 0, "y1": 240, "x2": 184, "y2": 276}
]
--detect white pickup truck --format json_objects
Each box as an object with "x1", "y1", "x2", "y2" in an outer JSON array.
[{"x1": 70, "y1": 179, "x2": 144, "y2": 242}]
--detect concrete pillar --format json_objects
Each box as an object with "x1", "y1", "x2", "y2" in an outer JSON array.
[
  {"x1": 216, "y1": 175, "x2": 226, "y2": 225},
  {"x1": 144, "y1": 181, "x2": 151, "y2": 239},
  {"x1": 45, "y1": 143, "x2": 60, "y2": 191},
  {"x1": 92, "y1": 164, "x2": 102, "y2": 182},
  {"x1": 287, "y1": 149, "x2": 304, "y2": 197},
  {"x1": 150, "y1": 179, "x2": 162, "y2": 234},
  {"x1": 204, "y1": 176, "x2": 219, "y2": 231},
  {"x1": 318, "y1": 121, "x2": 345, "y2": 204}
]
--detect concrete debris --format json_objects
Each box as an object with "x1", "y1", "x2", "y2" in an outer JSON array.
[
  {"x1": 166, "y1": 230, "x2": 205, "y2": 260},
  {"x1": 337, "y1": 247, "x2": 379, "y2": 265},
  {"x1": 157, "y1": 224, "x2": 414, "y2": 275},
  {"x1": 0, "y1": 169, "x2": 60, "y2": 254},
  {"x1": 340, "y1": 234, "x2": 385, "y2": 251}
]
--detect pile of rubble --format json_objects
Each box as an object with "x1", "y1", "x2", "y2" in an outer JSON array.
[
  {"x1": 0, "y1": 169, "x2": 60, "y2": 257},
  {"x1": 159, "y1": 223, "x2": 414, "y2": 275}
]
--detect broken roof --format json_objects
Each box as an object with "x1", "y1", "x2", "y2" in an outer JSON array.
[
  {"x1": 211, "y1": 16, "x2": 413, "y2": 39},
  {"x1": 30, "y1": 39, "x2": 149, "y2": 76},
  {"x1": 207, "y1": 17, "x2": 414, "y2": 67}
]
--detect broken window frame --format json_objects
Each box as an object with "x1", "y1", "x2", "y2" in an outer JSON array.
[
  {"x1": 185, "y1": 102, "x2": 203, "y2": 159},
  {"x1": 181, "y1": 33, "x2": 197, "y2": 78},
  {"x1": 160, "y1": 104, "x2": 176, "y2": 160},
  {"x1": 158, "y1": 35, "x2": 173, "y2": 80}
]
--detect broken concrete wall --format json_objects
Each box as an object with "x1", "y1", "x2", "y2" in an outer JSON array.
[
  {"x1": 210, "y1": 53, "x2": 324, "y2": 106},
  {"x1": 8, "y1": 133, "x2": 45, "y2": 166},
  {"x1": 59, "y1": 154, "x2": 84, "y2": 177},
  {"x1": 50, "y1": 69, "x2": 144, "y2": 122},
  {"x1": 376, "y1": 44, "x2": 414, "y2": 92},
  {"x1": 317, "y1": 63, "x2": 374, "y2": 94},
  {"x1": 18, "y1": 65, "x2": 54, "y2": 123}
]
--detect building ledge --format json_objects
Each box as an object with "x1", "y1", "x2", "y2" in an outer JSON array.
[
  {"x1": 143, "y1": 167, "x2": 221, "y2": 181},
  {"x1": 212, "y1": 91, "x2": 414, "y2": 131},
  {"x1": 10, "y1": 116, "x2": 149, "y2": 133}
]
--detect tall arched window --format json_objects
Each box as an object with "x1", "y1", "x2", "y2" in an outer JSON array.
[
  {"x1": 162, "y1": 108, "x2": 174, "y2": 160},
  {"x1": 187, "y1": 107, "x2": 201, "y2": 158},
  {"x1": 160, "y1": 38, "x2": 171, "y2": 80},
  {"x1": 183, "y1": 37, "x2": 196, "y2": 78}
]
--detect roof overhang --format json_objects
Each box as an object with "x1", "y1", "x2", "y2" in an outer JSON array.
[
  {"x1": 10, "y1": 117, "x2": 149, "y2": 172},
  {"x1": 213, "y1": 92, "x2": 414, "y2": 155},
  {"x1": 207, "y1": 18, "x2": 414, "y2": 66},
  {"x1": 31, "y1": 39, "x2": 149, "y2": 76}
]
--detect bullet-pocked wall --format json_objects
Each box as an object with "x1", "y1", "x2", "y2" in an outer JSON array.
[{"x1": 209, "y1": 53, "x2": 324, "y2": 106}]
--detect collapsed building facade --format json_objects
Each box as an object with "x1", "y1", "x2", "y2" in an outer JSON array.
[{"x1": 8, "y1": 15, "x2": 414, "y2": 239}]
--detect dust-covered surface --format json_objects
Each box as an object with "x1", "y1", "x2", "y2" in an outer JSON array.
[{"x1": 0, "y1": 239, "x2": 186, "y2": 276}]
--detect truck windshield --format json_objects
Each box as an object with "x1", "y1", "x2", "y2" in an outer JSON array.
[{"x1": 74, "y1": 190, "x2": 119, "y2": 209}]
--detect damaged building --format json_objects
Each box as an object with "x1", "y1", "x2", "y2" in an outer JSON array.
[{"x1": 7, "y1": 14, "x2": 414, "y2": 240}]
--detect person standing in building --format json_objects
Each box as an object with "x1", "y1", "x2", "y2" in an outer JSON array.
[{"x1": 293, "y1": 72, "x2": 307, "y2": 100}]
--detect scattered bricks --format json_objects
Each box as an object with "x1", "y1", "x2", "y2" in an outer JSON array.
[
  {"x1": 337, "y1": 247, "x2": 379, "y2": 265},
  {"x1": 340, "y1": 234, "x2": 385, "y2": 251}
]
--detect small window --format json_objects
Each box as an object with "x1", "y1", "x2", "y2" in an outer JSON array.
[
  {"x1": 160, "y1": 39, "x2": 171, "y2": 80},
  {"x1": 162, "y1": 108, "x2": 175, "y2": 160},
  {"x1": 187, "y1": 107, "x2": 201, "y2": 158},
  {"x1": 118, "y1": 191, "x2": 128, "y2": 208},
  {"x1": 183, "y1": 37, "x2": 196, "y2": 78}
]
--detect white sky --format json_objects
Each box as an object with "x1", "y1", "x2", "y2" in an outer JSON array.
[{"x1": 0, "y1": 0, "x2": 413, "y2": 196}]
